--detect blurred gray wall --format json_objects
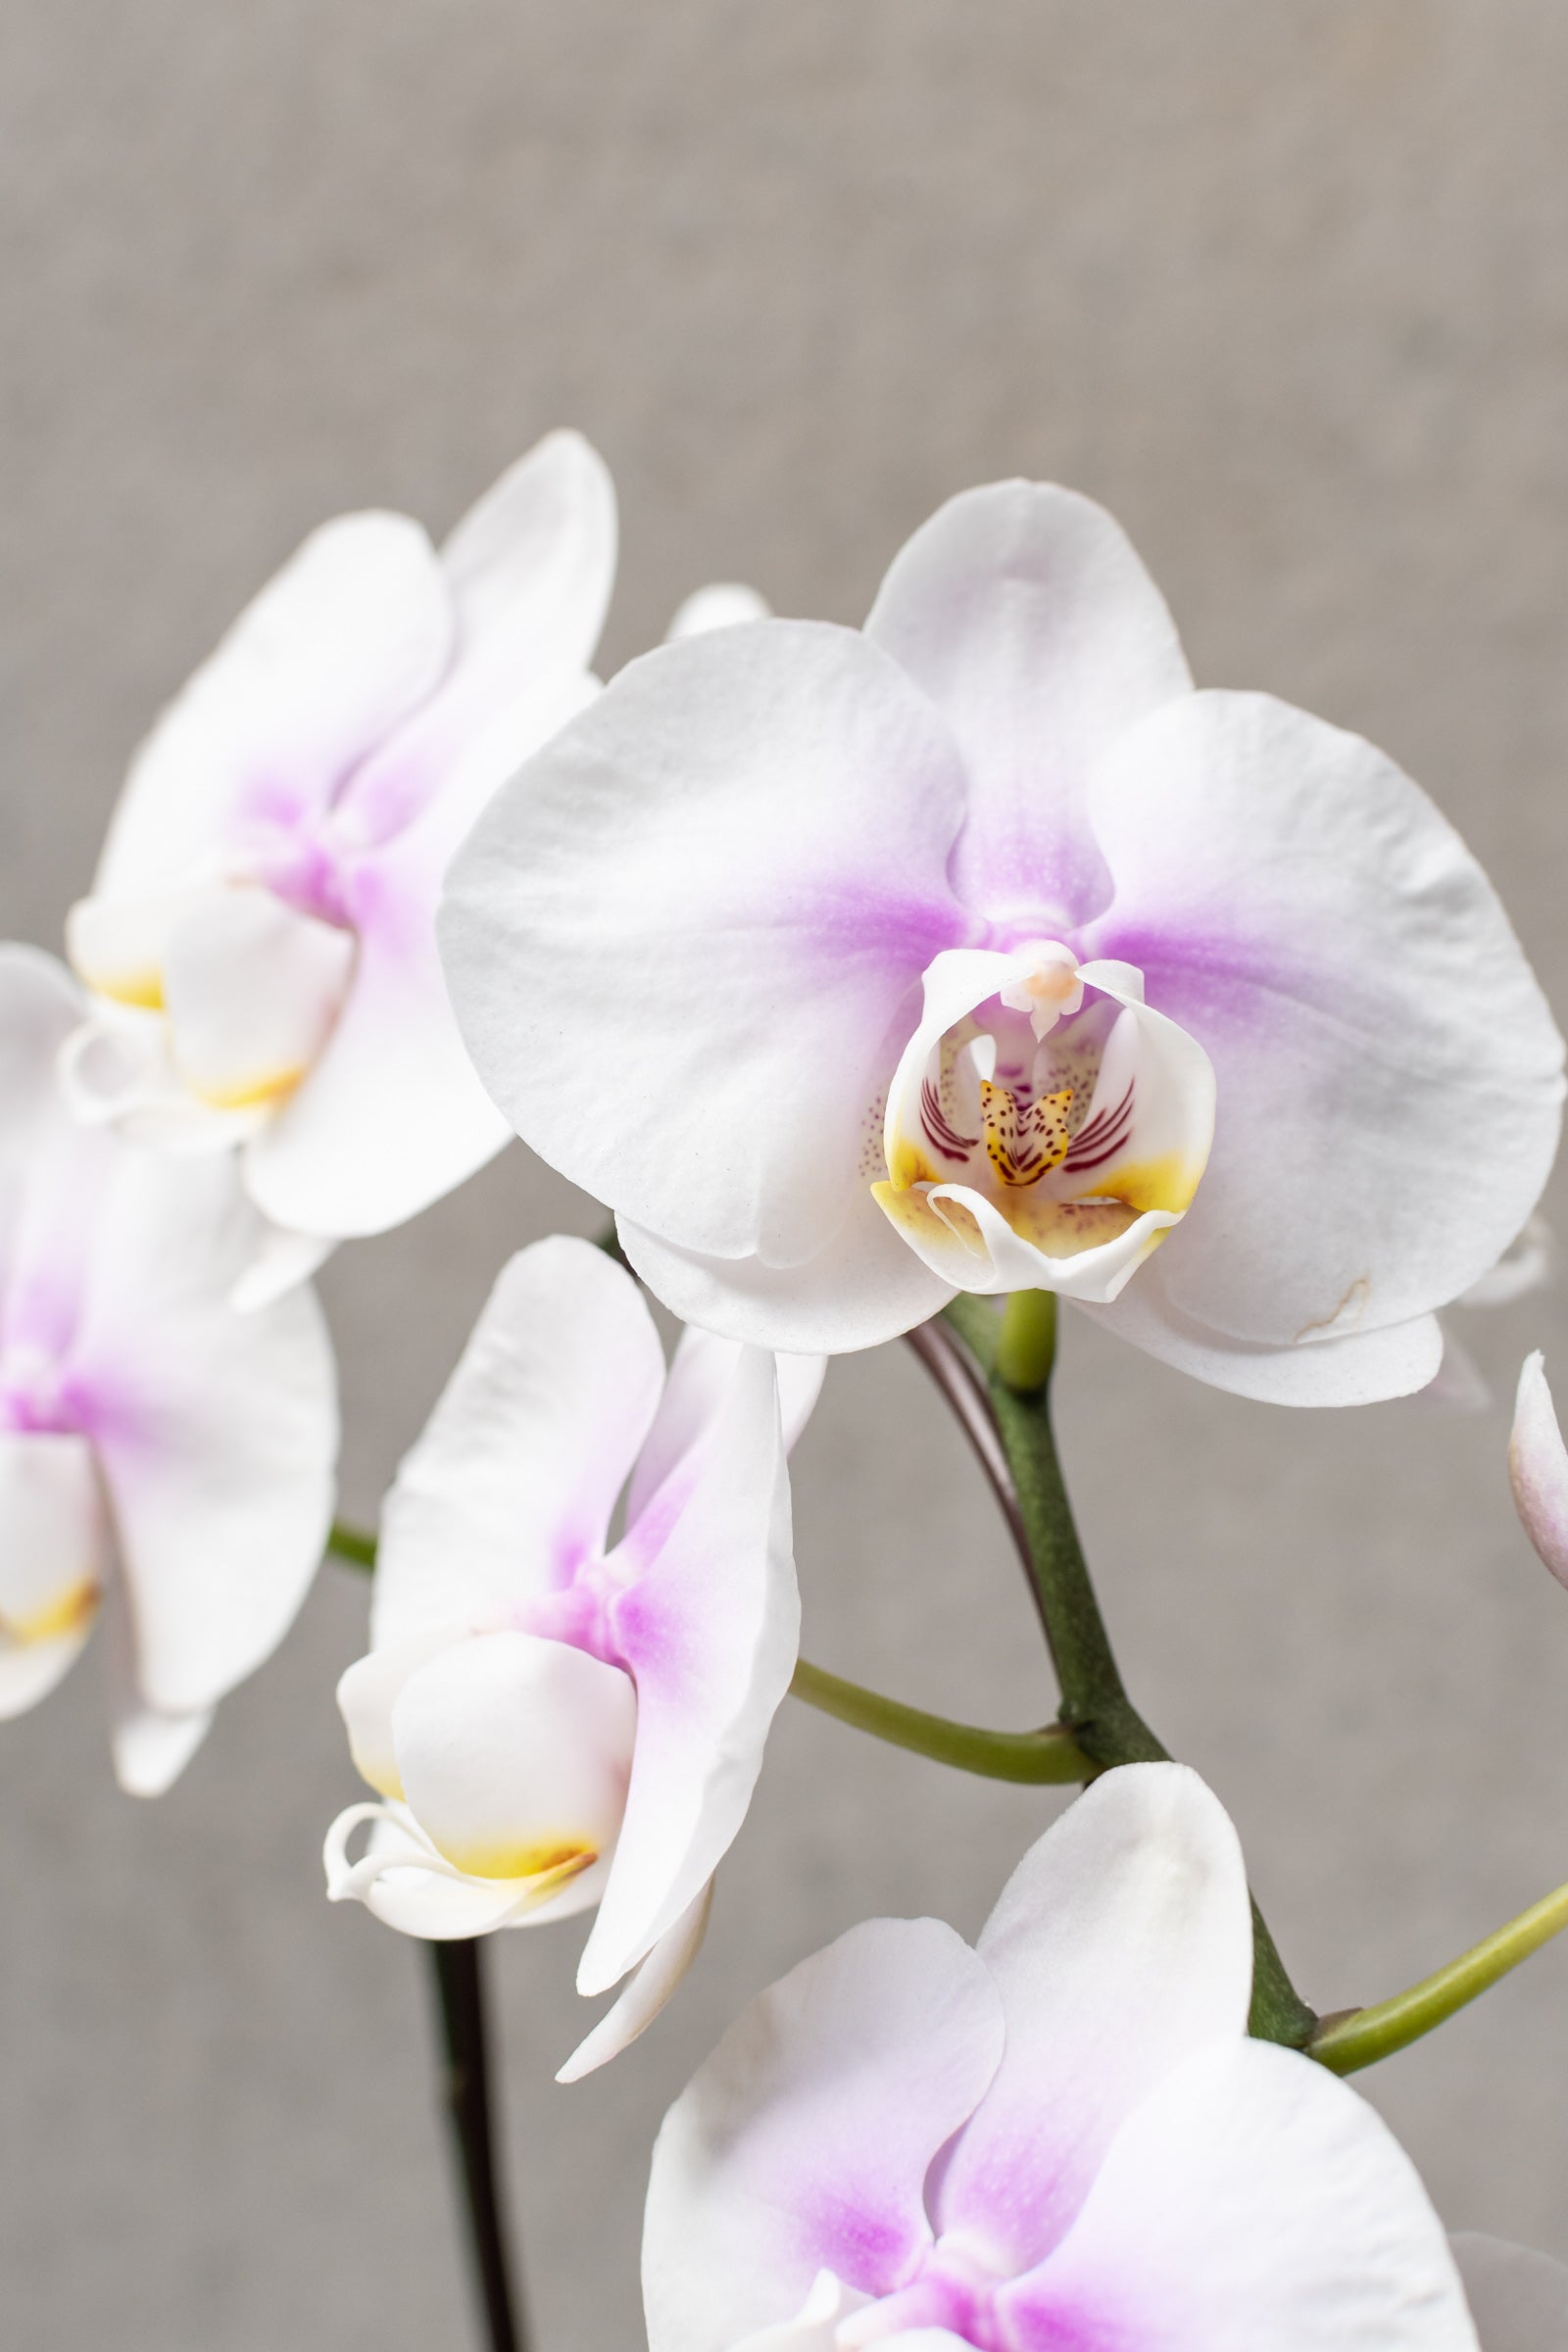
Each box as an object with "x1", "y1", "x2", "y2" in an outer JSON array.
[{"x1": 5, "y1": 4, "x2": 1568, "y2": 2345}]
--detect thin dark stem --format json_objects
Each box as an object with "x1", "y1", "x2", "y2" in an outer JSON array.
[
  {"x1": 428, "y1": 1940, "x2": 526, "y2": 2352},
  {"x1": 903, "y1": 1319, "x2": 1035, "y2": 1601}
]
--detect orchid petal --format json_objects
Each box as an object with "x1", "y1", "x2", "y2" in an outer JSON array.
[
  {"x1": 241, "y1": 778, "x2": 516, "y2": 1239},
  {"x1": 864, "y1": 481, "x2": 1192, "y2": 930},
  {"x1": 59, "y1": 1004, "x2": 263, "y2": 1153},
  {"x1": 1082, "y1": 1270, "x2": 1446, "y2": 1406},
  {"x1": 667, "y1": 583, "x2": 771, "y2": 639},
  {"x1": 1082, "y1": 692, "x2": 1565, "y2": 1357},
  {"x1": 731, "y1": 2273, "x2": 873, "y2": 2352},
  {"x1": 557, "y1": 1880, "x2": 714, "y2": 2083},
  {"x1": 1450, "y1": 2232, "x2": 1568, "y2": 2351},
  {"x1": 229, "y1": 1223, "x2": 336, "y2": 1313},
  {"x1": 370, "y1": 1239, "x2": 666, "y2": 1649},
  {"x1": 74, "y1": 1150, "x2": 338, "y2": 1715},
  {"x1": 0, "y1": 1431, "x2": 108, "y2": 1651},
  {"x1": 580, "y1": 1343, "x2": 798, "y2": 1992},
  {"x1": 623, "y1": 1323, "x2": 822, "y2": 1528},
  {"x1": 441, "y1": 619, "x2": 972, "y2": 1264},
  {"x1": 1508, "y1": 1351, "x2": 1568, "y2": 1590},
  {"x1": 618, "y1": 1191, "x2": 954, "y2": 1355},
  {"x1": 90, "y1": 514, "x2": 453, "y2": 898},
  {"x1": 935, "y1": 1764, "x2": 1251, "y2": 2273},
  {"x1": 391, "y1": 1631, "x2": 636, "y2": 1884},
  {"x1": 340, "y1": 430, "x2": 613, "y2": 849},
  {"x1": 161, "y1": 884, "x2": 355, "y2": 1111},
  {"x1": 323, "y1": 1800, "x2": 602, "y2": 1938},
  {"x1": 337, "y1": 1628, "x2": 466, "y2": 1799},
  {"x1": 1004, "y1": 2040, "x2": 1476, "y2": 2351},
  {"x1": 642, "y1": 1917, "x2": 1004, "y2": 2352}
]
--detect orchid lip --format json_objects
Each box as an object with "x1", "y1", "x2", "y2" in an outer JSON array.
[{"x1": 870, "y1": 945, "x2": 1216, "y2": 1305}]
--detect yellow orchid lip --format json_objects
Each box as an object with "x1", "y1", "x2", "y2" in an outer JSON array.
[
  {"x1": 439, "y1": 1838, "x2": 598, "y2": 1889},
  {"x1": 0, "y1": 1577, "x2": 100, "y2": 1647},
  {"x1": 81, "y1": 964, "x2": 165, "y2": 1012}
]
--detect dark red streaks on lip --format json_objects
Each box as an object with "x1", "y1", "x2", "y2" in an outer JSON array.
[
  {"x1": 920, "y1": 1077, "x2": 977, "y2": 1162},
  {"x1": 1062, "y1": 1081, "x2": 1134, "y2": 1172}
]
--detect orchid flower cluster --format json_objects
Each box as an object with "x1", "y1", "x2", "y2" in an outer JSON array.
[{"x1": 13, "y1": 423, "x2": 1568, "y2": 2349}]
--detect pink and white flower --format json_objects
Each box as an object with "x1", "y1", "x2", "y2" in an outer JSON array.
[
  {"x1": 442, "y1": 481, "x2": 1562, "y2": 1404},
  {"x1": 64, "y1": 430, "x2": 616, "y2": 1297},
  {"x1": 644, "y1": 1763, "x2": 1478, "y2": 2352},
  {"x1": 1507, "y1": 1350, "x2": 1568, "y2": 1588},
  {"x1": 0, "y1": 947, "x2": 337, "y2": 1791},
  {"x1": 323, "y1": 1235, "x2": 820, "y2": 2079}
]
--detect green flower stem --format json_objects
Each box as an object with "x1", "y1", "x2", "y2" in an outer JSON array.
[
  {"x1": 957, "y1": 1290, "x2": 1317, "y2": 2051},
  {"x1": 1308, "y1": 1876, "x2": 1568, "y2": 2076},
  {"x1": 327, "y1": 1519, "x2": 377, "y2": 1571},
  {"x1": 790, "y1": 1657, "x2": 1094, "y2": 1785}
]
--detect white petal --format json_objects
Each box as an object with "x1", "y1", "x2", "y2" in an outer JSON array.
[
  {"x1": 557, "y1": 1880, "x2": 713, "y2": 2082},
  {"x1": 1004, "y1": 2041, "x2": 1477, "y2": 2351},
  {"x1": 1081, "y1": 1271, "x2": 1446, "y2": 1407},
  {"x1": 731, "y1": 2274, "x2": 872, "y2": 2352},
  {"x1": 1082, "y1": 692, "x2": 1565, "y2": 1350},
  {"x1": 441, "y1": 618, "x2": 972, "y2": 1265},
  {"x1": 0, "y1": 1622, "x2": 95, "y2": 1719},
  {"x1": 392, "y1": 1632, "x2": 636, "y2": 1880},
  {"x1": 337, "y1": 1629, "x2": 466, "y2": 1799},
  {"x1": 66, "y1": 888, "x2": 191, "y2": 1010},
  {"x1": 1451, "y1": 2232, "x2": 1568, "y2": 2351},
  {"x1": 92, "y1": 513, "x2": 453, "y2": 898},
  {"x1": 618, "y1": 1190, "x2": 954, "y2": 1356},
  {"x1": 864, "y1": 481, "x2": 1192, "y2": 929},
  {"x1": 241, "y1": 788, "x2": 514, "y2": 1240},
  {"x1": 1508, "y1": 1352, "x2": 1568, "y2": 1590},
  {"x1": 229, "y1": 1223, "x2": 336, "y2": 1313},
  {"x1": 73, "y1": 1151, "x2": 338, "y2": 1714},
  {"x1": 340, "y1": 429, "x2": 614, "y2": 850},
  {"x1": 667, "y1": 583, "x2": 771, "y2": 639},
  {"x1": 322, "y1": 1800, "x2": 599, "y2": 1938},
  {"x1": 370, "y1": 1239, "x2": 666, "y2": 1648},
  {"x1": 0, "y1": 1432, "x2": 109, "y2": 1646},
  {"x1": 162, "y1": 884, "x2": 355, "y2": 1110},
  {"x1": 642, "y1": 1917, "x2": 1004, "y2": 2352},
  {"x1": 579, "y1": 1344, "x2": 798, "y2": 1991},
  {"x1": 935, "y1": 1764, "x2": 1251, "y2": 2272},
  {"x1": 60, "y1": 1004, "x2": 264, "y2": 1152}
]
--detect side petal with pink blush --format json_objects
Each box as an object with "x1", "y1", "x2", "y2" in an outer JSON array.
[
  {"x1": 442, "y1": 619, "x2": 974, "y2": 1267},
  {"x1": 1082, "y1": 692, "x2": 1564, "y2": 1361},
  {"x1": 369, "y1": 1238, "x2": 667, "y2": 1650},
  {"x1": 643, "y1": 1919, "x2": 1004, "y2": 2352}
]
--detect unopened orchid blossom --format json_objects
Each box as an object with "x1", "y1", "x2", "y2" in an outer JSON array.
[
  {"x1": 644, "y1": 1764, "x2": 1479, "y2": 2352},
  {"x1": 63, "y1": 430, "x2": 616, "y2": 1299},
  {"x1": 324, "y1": 1235, "x2": 821, "y2": 2079},
  {"x1": 0, "y1": 947, "x2": 337, "y2": 1791},
  {"x1": 442, "y1": 481, "x2": 1563, "y2": 1403},
  {"x1": 1507, "y1": 1351, "x2": 1568, "y2": 1590}
]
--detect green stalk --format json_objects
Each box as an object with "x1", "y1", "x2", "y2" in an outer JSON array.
[
  {"x1": 959, "y1": 1290, "x2": 1317, "y2": 2050},
  {"x1": 791, "y1": 1657, "x2": 1093, "y2": 1785},
  {"x1": 1309, "y1": 1876, "x2": 1568, "y2": 2075},
  {"x1": 327, "y1": 1519, "x2": 377, "y2": 1571}
]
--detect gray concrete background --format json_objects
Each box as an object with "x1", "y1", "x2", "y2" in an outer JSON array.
[{"x1": 5, "y1": 4, "x2": 1568, "y2": 2345}]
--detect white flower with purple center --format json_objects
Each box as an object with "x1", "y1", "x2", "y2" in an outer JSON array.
[
  {"x1": 0, "y1": 947, "x2": 337, "y2": 1791},
  {"x1": 644, "y1": 1764, "x2": 1479, "y2": 2351},
  {"x1": 323, "y1": 1235, "x2": 821, "y2": 2079},
  {"x1": 441, "y1": 480, "x2": 1562, "y2": 1404},
  {"x1": 64, "y1": 430, "x2": 615, "y2": 1298}
]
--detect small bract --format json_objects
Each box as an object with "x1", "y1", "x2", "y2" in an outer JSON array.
[
  {"x1": 644, "y1": 1764, "x2": 1479, "y2": 2351},
  {"x1": 323, "y1": 1236, "x2": 821, "y2": 2080},
  {"x1": 442, "y1": 481, "x2": 1563, "y2": 1403},
  {"x1": 64, "y1": 430, "x2": 616, "y2": 1300},
  {"x1": 0, "y1": 947, "x2": 338, "y2": 1791}
]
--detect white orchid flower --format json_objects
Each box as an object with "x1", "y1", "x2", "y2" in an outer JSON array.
[
  {"x1": 1507, "y1": 1351, "x2": 1568, "y2": 1588},
  {"x1": 644, "y1": 1763, "x2": 1478, "y2": 2352},
  {"x1": 0, "y1": 947, "x2": 337, "y2": 1792},
  {"x1": 63, "y1": 430, "x2": 616, "y2": 1301},
  {"x1": 323, "y1": 1235, "x2": 821, "y2": 2081},
  {"x1": 442, "y1": 481, "x2": 1563, "y2": 1404},
  {"x1": 1451, "y1": 2233, "x2": 1568, "y2": 2350}
]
